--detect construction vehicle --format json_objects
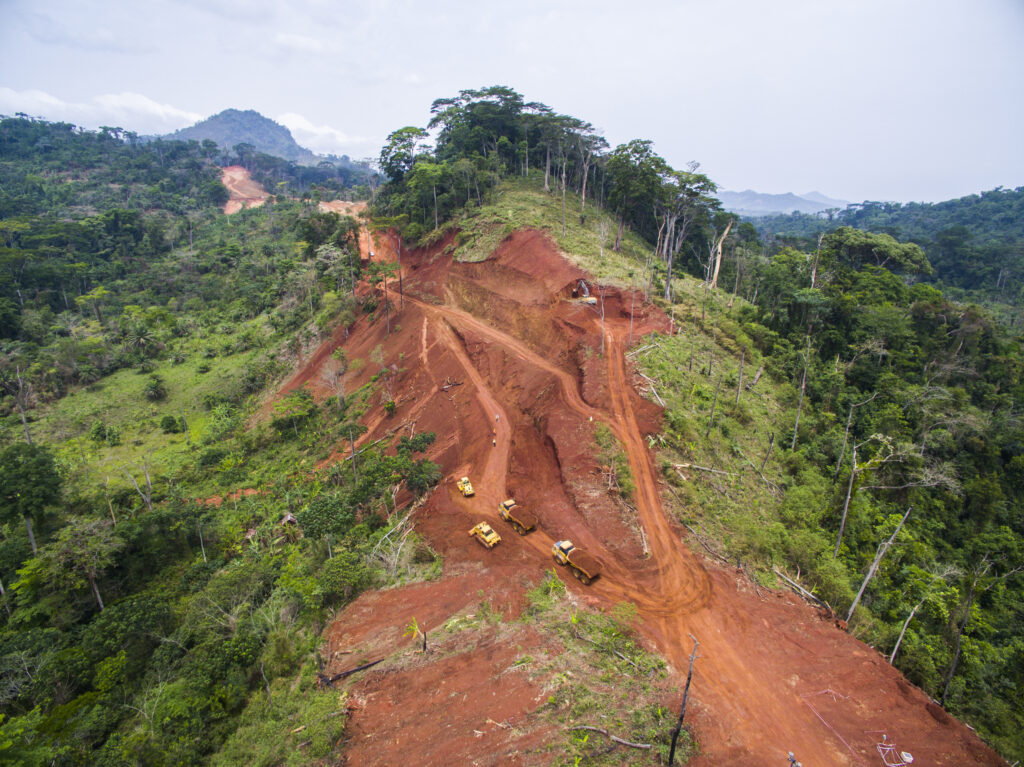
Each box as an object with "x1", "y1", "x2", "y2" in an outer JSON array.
[
  {"x1": 469, "y1": 521, "x2": 501, "y2": 549},
  {"x1": 456, "y1": 476, "x2": 475, "y2": 497},
  {"x1": 498, "y1": 498, "x2": 537, "y2": 535},
  {"x1": 571, "y1": 280, "x2": 597, "y2": 305},
  {"x1": 552, "y1": 540, "x2": 602, "y2": 585}
]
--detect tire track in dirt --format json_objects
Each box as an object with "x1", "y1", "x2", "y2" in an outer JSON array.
[
  {"x1": 409, "y1": 295, "x2": 711, "y2": 615},
  {"x1": 409, "y1": 295, "x2": 870, "y2": 764},
  {"x1": 314, "y1": 228, "x2": 1005, "y2": 767}
]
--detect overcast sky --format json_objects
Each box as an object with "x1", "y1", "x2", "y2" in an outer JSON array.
[{"x1": 1, "y1": 0, "x2": 1022, "y2": 203}]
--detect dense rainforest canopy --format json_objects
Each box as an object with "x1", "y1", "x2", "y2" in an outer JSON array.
[
  {"x1": 749, "y1": 187, "x2": 1024, "y2": 311},
  {"x1": 0, "y1": 87, "x2": 1021, "y2": 764}
]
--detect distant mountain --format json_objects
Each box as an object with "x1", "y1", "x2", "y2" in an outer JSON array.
[
  {"x1": 800, "y1": 191, "x2": 849, "y2": 208},
  {"x1": 164, "y1": 109, "x2": 320, "y2": 165},
  {"x1": 718, "y1": 189, "x2": 850, "y2": 216}
]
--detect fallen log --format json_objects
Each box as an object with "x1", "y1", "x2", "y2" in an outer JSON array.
[
  {"x1": 675, "y1": 462, "x2": 735, "y2": 477},
  {"x1": 569, "y1": 725, "x2": 651, "y2": 750},
  {"x1": 683, "y1": 523, "x2": 730, "y2": 564},
  {"x1": 745, "y1": 365, "x2": 764, "y2": 390},
  {"x1": 626, "y1": 342, "x2": 659, "y2": 358},
  {"x1": 635, "y1": 372, "x2": 667, "y2": 406},
  {"x1": 773, "y1": 568, "x2": 833, "y2": 614},
  {"x1": 317, "y1": 658, "x2": 384, "y2": 687}
]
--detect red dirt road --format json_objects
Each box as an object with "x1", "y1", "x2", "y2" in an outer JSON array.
[
  {"x1": 291, "y1": 228, "x2": 1004, "y2": 766},
  {"x1": 221, "y1": 165, "x2": 268, "y2": 214}
]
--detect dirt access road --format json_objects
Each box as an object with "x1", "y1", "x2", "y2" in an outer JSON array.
[
  {"x1": 281, "y1": 227, "x2": 1004, "y2": 766},
  {"x1": 220, "y1": 166, "x2": 269, "y2": 214}
]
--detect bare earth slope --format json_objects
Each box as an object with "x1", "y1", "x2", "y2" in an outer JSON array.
[
  {"x1": 279, "y1": 227, "x2": 1004, "y2": 766},
  {"x1": 221, "y1": 165, "x2": 268, "y2": 214}
]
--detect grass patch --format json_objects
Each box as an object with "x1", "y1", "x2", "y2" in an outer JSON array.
[
  {"x1": 520, "y1": 570, "x2": 695, "y2": 765},
  {"x1": 450, "y1": 176, "x2": 656, "y2": 288}
]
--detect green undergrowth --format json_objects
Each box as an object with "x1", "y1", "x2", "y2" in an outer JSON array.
[
  {"x1": 447, "y1": 176, "x2": 656, "y2": 287},
  {"x1": 638, "y1": 286, "x2": 792, "y2": 566},
  {"x1": 523, "y1": 570, "x2": 694, "y2": 765}
]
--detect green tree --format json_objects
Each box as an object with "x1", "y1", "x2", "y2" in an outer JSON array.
[
  {"x1": 36, "y1": 517, "x2": 124, "y2": 610},
  {"x1": 379, "y1": 126, "x2": 429, "y2": 182},
  {"x1": 0, "y1": 443, "x2": 61, "y2": 554}
]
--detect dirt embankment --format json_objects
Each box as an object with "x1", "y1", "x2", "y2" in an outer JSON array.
[{"x1": 278, "y1": 227, "x2": 1005, "y2": 766}]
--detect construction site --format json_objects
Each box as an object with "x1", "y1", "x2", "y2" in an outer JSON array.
[{"x1": 237, "y1": 190, "x2": 1008, "y2": 767}]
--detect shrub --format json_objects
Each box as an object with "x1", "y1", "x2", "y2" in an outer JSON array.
[
  {"x1": 143, "y1": 375, "x2": 167, "y2": 401},
  {"x1": 160, "y1": 415, "x2": 183, "y2": 434}
]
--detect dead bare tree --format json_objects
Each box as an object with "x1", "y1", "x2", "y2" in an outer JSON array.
[
  {"x1": 790, "y1": 334, "x2": 813, "y2": 450},
  {"x1": 889, "y1": 563, "x2": 960, "y2": 665},
  {"x1": 833, "y1": 392, "x2": 879, "y2": 483},
  {"x1": 707, "y1": 219, "x2": 733, "y2": 290},
  {"x1": 668, "y1": 634, "x2": 699, "y2": 766},
  {"x1": 941, "y1": 556, "x2": 1024, "y2": 705},
  {"x1": 123, "y1": 457, "x2": 155, "y2": 513},
  {"x1": 846, "y1": 506, "x2": 913, "y2": 622}
]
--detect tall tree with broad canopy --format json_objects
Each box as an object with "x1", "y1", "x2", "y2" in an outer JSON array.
[{"x1": 0, "y1": 443, "x2": 61, "y2": 555}]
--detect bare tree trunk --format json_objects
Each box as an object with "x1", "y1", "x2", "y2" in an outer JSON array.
[
  {"x1": 198, "y1": 523, "x2": 207, "y2": 563},
  {"x1": 760, "y1": 432, "x2": 775, "y2": 472},
  {"x1": 834, "y1": 393, "x2": 877, "y2": 483},
  {"x1": 613, "y1": 215, "x2": 624, "y2": 252},
  {"x1": 24, "y1": 515, "x2": 37, "y2": 555},
  {"x1": 834, "y1": 446, "x2": 857, "y2": 558},
  {"x1": 847, "y1": 506, "x2": 912, "y2": 621},
  {"x1": 941, "y1": 572, "x2": 979, "y2": 705},
  {"x1": 889, "y1": 599, "x2": 922, "y2": 664},
  {"x1": 14, "y1": 365, "x2": 32, "y2": 445},
  {"x1": 705, "y1": 374, "x2": 723, "y2": 437},
  {"x1": 668, "y1": 634, "x2": 699, "y2": 766},
  {"x1": 544, "y1": 144, "x2": 551, "y2": 192},
  {"x1": 580, "y1": 152, "x2": 591, "y2": 212},
  {"x1": 791, "y1": 333, "x2": 812, "y2": 450},
  {"x1": 708, "y1": 219, "x2": 733, "y2": 289},
  {"x1": 432, "y1": 184, "x2": 438, "y2": 230},
  {"x1": 561, "y1": 156, "x2": 567, "y2": 237},
  {"x1": 89, "y1": 572, "x2": 105, "y2": 610},
  {"x1": 0, "y1": 576, "x2": 10, "y2": 617},
  {"x1": 735, "y1": 350, "x2": 745, "y2": 404}
]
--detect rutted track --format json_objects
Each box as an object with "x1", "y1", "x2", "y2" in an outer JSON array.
[{"x1": 305, "y1": 226, "x2": 1007, "y2": 767}]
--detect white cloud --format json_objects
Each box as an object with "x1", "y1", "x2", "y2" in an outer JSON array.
[
  {"x1": 276, "y1": 111, "x2": 379, "y2": 159},
  {"x1": 274, "y1": 32, "x2": 325, "y2": 54},
  {"x1": 23, "y1": 10, "x2": 154, "y2": 54},
  {"x1": 0, "y1": 87, "x2": 201, "y2": 134}
]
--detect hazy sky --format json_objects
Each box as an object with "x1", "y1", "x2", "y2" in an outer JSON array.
[{"x1": 1, "y1": 0, "x2": 1022, "y2": 202}]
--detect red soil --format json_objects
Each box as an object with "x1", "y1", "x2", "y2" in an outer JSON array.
[
  {"x1": 221, "y1": 166, "x2": 268, "y2": 214},
  {"x1": 285, "y1": 227, "x2": 1004, "y2": 766}
]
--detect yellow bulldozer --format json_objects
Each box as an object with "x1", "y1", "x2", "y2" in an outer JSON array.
[
  {"x1": 469, "y1": 521, "x2": 501, "y2": 549},
  {"x1": 456, "y1": 476, "x2": 475, "y2": 497}
]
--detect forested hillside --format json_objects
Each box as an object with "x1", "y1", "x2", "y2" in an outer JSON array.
[
  {"x1": 373, "y1": 87, "x2": 1024, "y2": 760},
  {"x1": 0, "y1": 117, "x2": 440, "y2": 764},
  {"x1": 1, "y1": 86, "x2": 1022, "y2": 765},
  {"x1": 750, "y1": 188, "x2": 1024, "y2": 308}
]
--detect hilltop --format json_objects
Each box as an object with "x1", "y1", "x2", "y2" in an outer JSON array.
[{"x1": 164, "y1": 108, "x2": 334, "y2": 166}]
